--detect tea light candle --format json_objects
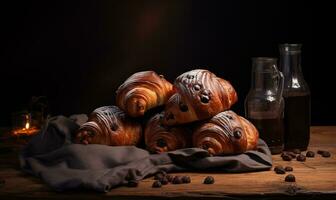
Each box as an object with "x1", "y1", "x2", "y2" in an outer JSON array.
[{"x1": 12, "y1": 113, "x2": 39, "y2": 136}]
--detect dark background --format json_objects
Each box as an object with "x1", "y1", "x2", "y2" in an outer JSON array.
[{"x1": 1, "y1": 0, "x2": 331, "y2": 126}]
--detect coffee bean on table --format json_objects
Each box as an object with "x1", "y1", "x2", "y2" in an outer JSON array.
[
  {"x1": 274, "y1": 165, "x2": 283, "y2": 171},
  {"x1": 285, "y1": 151, "x2": 297, "y2": 159},
  {"x1": 291, "y1": 149, "x2": 301, "y2": 154},
  {"x1": 284, "y1": 166, "x2": 293, "y2": 172},
  {"x1": 127, "y1": 180, "x2": 139, "y2": 187},
  {"x1": 152, "y1": 180, "x2": 162, "y2": 188},
  {"x1": 181, "y1": 176, "x2": 191, "y2": 184},
  {"x1": 203, "y1": 176, "x2": 215, "y2": 184},
  {"x1": 172, "y1": 176, "x2": 183, "y2": 184},
  {"x1": 285, "y1": 174, "x2": 296, "y2": 182},
  {"x1": 296, "y1": 154, "x2": 306, "y2": 162},
  {"x1": 317, "y1": 150, "x2": 324, "y2": 154},
  {"x1": 160, "y1": 177, "x2": 169, "y2": 185},
  {"x1": 166, "y1": 175, "x2": 174, "y2": 182},
  {"x1": 282, "y1": 154, "x2": 292, "y2": 161},
  {"x1": 274, "y1": 166, "x2": 286, "y2": 174},
  {"x1": 321, "y1": 151, "x2": 331, "y2": 157},
  {"x1": 306, "y1": 151, "x2": 315, "y2": 157}
]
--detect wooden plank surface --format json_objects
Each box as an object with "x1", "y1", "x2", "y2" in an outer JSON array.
[{"x1": 0, "y1": 126, "x2": 336, "y2": 199}]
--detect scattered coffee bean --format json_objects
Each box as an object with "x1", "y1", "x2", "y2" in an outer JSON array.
[
  {"x1": 282, "y1": 154, "x2": 292, "y2": 161},
  {"x1": 296, "y1": 154, "x2": 306, "y2": 162},
  {"x1": 166, "y1": 175, "x2": 174, "y2": 182},
  {"x1": 317, "y1": 150, "x2": 324, "y2": 154},
  {"x1": 274, "y1": 166, "x2": 286, "y2": 174},
  {"x1": 160, "y1": 177, "x2": 169, "y2": 185},
  {"x1": 284, "y1": 166, "x2": 293, "y2": 172},
  {"x1": 203, "y1": 176, "x2": 215, "y2": 184},
  {"x1": 152, "y1": 180, "x2": 162, "y2": 188},
  {"x1": 274, "y1": 165, "x2": 284, "y2": 171},
  {"x1": 287, "y1": 152, "x2": 297, "y2": 159},
  {"x1": 306, "y1": 151, "x2": 315, "y2": 157},
  {"x1": 321, "y1": 151, "x2": 331, "y2": 157},
  {"x1": 282, "y1": 152, "x2": 296, "y2": 159},
  {"x1": 172, "y1": 176, "x2": 183, "y2": 184},
  {"x1": 181, "y1": 176, "x2": 191, "y2": 184},
  {"x1": 127, "y1": 180, "x2": 138, "y2": 187},
  {"x1": 285, "y1": 174, "x2": 296, "y2": 182},
  {"x1": 291, "y1": 149, "x2": 301, "y2": 154}
]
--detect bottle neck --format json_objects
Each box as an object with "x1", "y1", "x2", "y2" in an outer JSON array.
[
  {"x1": 279, "y1": 44, "x2": 310, "y2": 95},
  {"x1": 280, "y1": 51, "x2": 303, "y2": 80},
  {"x1": 250, "y1": 57, "x2": 278, "y2": 92}
]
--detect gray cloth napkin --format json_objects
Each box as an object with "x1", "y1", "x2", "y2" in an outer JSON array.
[{"x1": 19, "y1": 115, "x2": 272, "y2": 192}]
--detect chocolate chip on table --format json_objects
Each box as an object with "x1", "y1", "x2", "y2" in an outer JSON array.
[
  {"x1": 321, "y1": 151, "x2": 331, "y2": 157},
  {"x1": 127, "y1": 180, "x2": 139, "y2": 187},
  {"x1": 306, "y1": 151, "x2": 315, "y2": 157},
  {"x1": 203, "y1": 176, "x2": 215, "y2": 184},
  {"x1": 296, "y1": 154, "x2": 306, "y2": 162},
  {"x1": 285, "y1": 174, "x2": 296, "y2": 182},
  {"x1": 160, "y1": 177, "x2": 169, "y2": 185},
  {"x1": 317, "y1": 150, "x2": 331, "y2": 157},
  {"x1": 291, "y1": 149, "x2": 301, "y2": 154},
  {"x1": 281, "y1": 153, "x2": 292, "y2": 161},
  {"x1": 181, "y1": 176, "x2": 191, "y2": 184},
  {"x1": 166, "y1": 175, "x2": 174, "y2": 182},
  {"x1": 317, "y1": 150, "x2": 324, "y2": 154},
  {"x1": 152, "y1": 180, "x2": 162, "y2": 188},
  {"x1": 287, "y1": 152, "x2": 297, "y2": 159},
  {"x1": 284, "y1": 166, "x2": 293, "y2": 172},
  {"x1": 274, "y1": 166, "x2": 286, "y2": 174},
  {"x1": 273, "y1": 165, "x2": 283, "y2": 171},
  {"x1": 172, "y1": 176, "x2": 183, "y2": 184},
  {"x1": 281, "y1": 152, "x2": 296, "y2": 159}
]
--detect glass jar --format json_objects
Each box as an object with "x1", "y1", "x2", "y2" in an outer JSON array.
[
  {"x1": 279, "y1": 44, "x2": 311, "y2": 151},
  {"x1": 245, "y1": 57, "x2": 285, "y2": 154}
]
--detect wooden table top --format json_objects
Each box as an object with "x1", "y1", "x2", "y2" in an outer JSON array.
[{"x1": 0, "y1": 126, "x2": 335, "y2": 199}]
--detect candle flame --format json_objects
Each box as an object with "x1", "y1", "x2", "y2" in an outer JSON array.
[{"x1": 25, "y1": 122, "x2": 30, "y2": 129}]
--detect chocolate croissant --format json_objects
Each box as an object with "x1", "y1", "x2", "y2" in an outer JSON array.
[
  {"x1": 74, "y1": 106, "x2": 142, "y2": 146},
  {"x1": 163, "y1": 69, "x2": 238, "y2": 125},
  {"x1": 192, "y1": 110, "x2": 259, "y2": 155},
  {"x1": 145, "y1": 112, "x2": 192, "y2": 153},
  {"x1": 116, "y1": 71, "x2": 174, "y2": 117}
]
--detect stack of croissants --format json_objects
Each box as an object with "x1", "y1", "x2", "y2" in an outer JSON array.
[{"x1": 74, "y1": 69, "x2": 259, "y2": 155}]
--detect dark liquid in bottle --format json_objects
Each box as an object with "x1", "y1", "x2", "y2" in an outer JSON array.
[
  {"x1": 249, "y1": 118, "x2": 284, "y2": 154},
  {"x1": 284, "y1": 94, "x2": 311, "y2": 150}
]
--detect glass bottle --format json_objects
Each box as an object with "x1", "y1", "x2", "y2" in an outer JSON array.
[
  {"x1": 245, "y1": 57, "x2": 285, "y2": 154},
  {"x1": 279, "y1": 44, "x2": 311, "y2": 151}
]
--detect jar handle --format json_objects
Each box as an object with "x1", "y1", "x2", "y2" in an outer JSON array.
[{"x1": 277, "y1": 69, "x2": 284, "y2": 101}]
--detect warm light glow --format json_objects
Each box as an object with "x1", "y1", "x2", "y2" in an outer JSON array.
[{"x1": 25, "y1": 122, "x2": 30, "y2": 129}]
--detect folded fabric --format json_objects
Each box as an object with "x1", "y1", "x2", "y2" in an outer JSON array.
[{"x1": 20, "y1": 115, "x2": 272, "y2": 192}]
